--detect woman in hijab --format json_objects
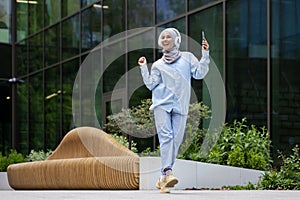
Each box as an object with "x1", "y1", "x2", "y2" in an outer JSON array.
[{"x1": 138, "y1": 28, "x2": 210, "y2": 193}]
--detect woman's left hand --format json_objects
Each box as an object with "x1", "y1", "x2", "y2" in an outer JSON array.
[{"x1": 202, "y1": 39, "x2": 209, "y2": 51}]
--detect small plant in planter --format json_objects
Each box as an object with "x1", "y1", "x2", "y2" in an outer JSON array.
[{"x1": 26, "y1": 149, "x2": 53, "y2": 162}]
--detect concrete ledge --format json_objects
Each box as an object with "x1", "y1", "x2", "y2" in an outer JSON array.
[
  {"x1": 2, "y1": 157, "x2": 264, "y2": 190},
  {"x1": 139, "y1": 157, "x2": 264, "y2": 190},
  {"x1": 0, "y1": 172, "x2": 12, "y2": 190}
]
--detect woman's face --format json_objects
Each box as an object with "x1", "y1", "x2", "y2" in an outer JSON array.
[{"x1": 160, "y1": 31, "x2": 174, "y2": 51}]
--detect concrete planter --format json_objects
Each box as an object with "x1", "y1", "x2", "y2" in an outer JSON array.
[
  {"x1": 1, "y1": 158, "x2": 264, "y2": 190},
  {"x1": 139, "y1": 157, "x2": 264, "y2": 190},
  {"x1": 0, "y1": 172, "x2": 12, "y2": 190}
]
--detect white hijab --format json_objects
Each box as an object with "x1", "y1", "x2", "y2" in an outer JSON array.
[{"x1": 158, "y1": 28, "x2": 182, "y2": 64}]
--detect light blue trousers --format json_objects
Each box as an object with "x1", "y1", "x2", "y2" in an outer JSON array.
[{"x1": 154, "y1": 108, "x2": 188, "y2": 175}]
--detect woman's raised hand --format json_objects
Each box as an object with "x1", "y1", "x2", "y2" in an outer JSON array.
[
  {"x1": 202, "y1": 39, "x2": 209, "y2": 51},
  {"x1": 138, "y1": 56, "x2": 147, "y2": 66}
]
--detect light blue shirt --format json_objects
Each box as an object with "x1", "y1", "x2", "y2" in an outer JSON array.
[{"x1": 140, "y1": 50, "x2": 210, "y2": 115}]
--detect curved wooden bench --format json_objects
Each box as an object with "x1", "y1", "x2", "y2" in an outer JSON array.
[{"x1": 7, "y1": 127, "x2": 139, "y2": 189}]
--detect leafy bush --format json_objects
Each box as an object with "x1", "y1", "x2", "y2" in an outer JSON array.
[
  {"x1": 110, "y1": 134, "x2": 138, "y2": 153},
  {"x1": 258, "y1": 145, "x2": 300, "y2": 190},
  {"x1": 26, "y1": 149, "x2": 53, "y2": 162},
  {"x1": 198, "y1": 118, "x2": 273, "y2": 170},
  {"x1": 105, "y1": 99, "x2": 155, "y2": 139},
  {"x1": 140, "y1": 146, "x2": 160, "y2": 157},
  {"x1": 105, "y1": 99, "x2": 211, "y2": 155},
  {"x1": 0, "y1": 150, "x2": 26, "y2": 172}
]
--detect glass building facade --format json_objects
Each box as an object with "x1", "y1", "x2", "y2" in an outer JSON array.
[{"x1": 0, "y1": 0, "x2": 299, "y2": 157}]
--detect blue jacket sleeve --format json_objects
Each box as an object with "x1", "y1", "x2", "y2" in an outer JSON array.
[{"x1": 140, "y1": 64, "x2": 161, "y2": 90}]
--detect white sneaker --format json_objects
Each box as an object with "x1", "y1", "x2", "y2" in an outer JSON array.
[
  {"x1": 164, "y1": 171, "x2": 178, "y2": 188},
  {"x1": 155, "y1": 178, "x2": 170, "y2": 193}
]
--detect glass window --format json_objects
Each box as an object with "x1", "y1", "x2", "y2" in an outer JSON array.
[
  {"x1": 0, "y1": 43, "x2": 12, "y2": 77},
  {"x1": 29, "y1": 73, "x2": 44, "y2": 150},
  {"x1": 0, "y1": 0, "x2": 11, "y2": 43},
  {"x1": 103, "y1": 54, "x2": 125, "y2": 93},
  {"x1": 16, "y1": 78, "x2": 28, "y2": 154},
  {"x1": 271, "y1": 0, "x2": 300, "y2": 152},
  {"x1": 103, "y1": 0, "x2": 125, "y2": 40},
  {"x1": 28, "y1": 33, "x2": 43, "y2": 73},
  {"x1": 156, "y1": 0, "x2": 185, "y2": 23},
  {"x1": 16, "y1": 41, "x2": 28, "y2": 77},
  {"x1": 16, "y1": 1, "x2": 27, "y2": 41},
  {"x1": 62, "y1": 0, "x2": 80, "y2": 18},
  {"x1": 45, "y1": 66, "x2": 61, "y2": 150},
  {"x1": 62, "y1": 14, "x2": 80, "y2": 60},
  {"x1": 226, "y1": 0, "x2": 267, "y2": 126},
  {"x1": 0, "y1": 83, "x2": 12, "y2": 154},
  {"x1": 45, "y1": 25, "x2": 60, "y2": 66},
  {"x1": 62, "y1": 58, "x2": 79, "y2": 135},
  {"x1": 29, "y1": 0, "x2": 44, "y2": 35},
  {"x1": 128, "y1": 0, "x2": 154, "y2": 29},
  {"x1": 45, "y1": 0, "x2": 61, "y2": 27},
  {"x1": 81, "y1": 5, "x2": 102, "y2": 51},
  {"x1": 81, "y1": 0, "x2": 99, "y2": 8},
  {"x1": 188, "y1": 0, "x2": 219, "y2": 11},
  {"x1": 127, "y1": 49, "x2": 153, "y2": 107}
]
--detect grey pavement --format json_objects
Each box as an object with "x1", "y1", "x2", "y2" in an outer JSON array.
[{"x1": 1, "y1": 190, "x2": 300, "y2": 200}]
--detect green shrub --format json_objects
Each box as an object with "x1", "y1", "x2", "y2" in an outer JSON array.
[
  {"x1": 203, "y1": 118, "x2": 272, "y2": 170},
  {"x1": 258, "y1": 145, "x2": 300, "y2": 190},
  {"x1": 110, "y1": 134, "x2": 138, "y2": 153},
  {"x1": 105, "y1": 99, "x2": 211, "y2": 155},
  {"x1": 140, "y1": 146, "x2": 160, "y2": 157},
  {"x1": 0, "y1": 150, "x2": 26, "y2": 172},
  {"x1": 106, "y1": 99, "x2": 155, "y2": 139},
  {"x1": 26, "y1": 149, "x2": 53, "y2": 162}
]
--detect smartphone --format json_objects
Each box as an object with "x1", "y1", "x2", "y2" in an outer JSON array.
[{"x1": 202, "y1": 31, "x2": 205, "y2": 41}]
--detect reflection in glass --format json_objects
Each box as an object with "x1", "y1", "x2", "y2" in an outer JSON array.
[
  {"x1": 62, "y1": 14, "x2": 80, "y2": 60},
  {"x1": 62, "y1": 59, "x2": 79, "y2": 135},
  {"x1": 156, "y1": 0, "x2": 185, "y2": 23},
  {"x1": 271, "y1": 0, "x2": 300, "y2": 153},
  {"x1": 81, "y1": 0, "x2": 99, "y2": 8},
  {"x1": 45, "y1": 66, "x2": 60, "y2": 150},
  {"x1": 29, "y1": 0, "x2": 44, "y2": 35},
  {"x1": 128, "y1": 0, "x2": 154, "y2": 29},
  {"x1": 226, "y1": 0, "x2": 267, "y2": 126},
  {"x1": 188, "y1": 0, "x2": 218, "y2": 11},
  {"x1": 45, "y1": 25, "x2": 60, "y2": 66},
  {"x1": 127, "y1": 49, "x2": 152, "y2": 107},
  {"x1": 29, "y1": 73, "x2": 44, "y2": 150},
  {"x1": 16, "y1": 42, "x2": 28, "y2": 76},
  {"x1": 103, "y1": 54, "x2": 125, "y2": 93},
  {"x1": 81, "y1": 5, "x2": 102, "y2": 51},
  {"x1": 0, "y1": 83, "x2": 11, "y2": 154},
  {"x1": 0, "y1": 42, "x2": 12, "y2": 77},
  {"x1": 45, "y1": 0, "x2": 61, "y2": 27},
  {"x1": 62, "y1": 0, "x2": 80, "y2": 18},
  {"x1": 16, "y1": 78, "x2": 28, "y2": 154},
  {"x1": 0, "y1": 0, "x2": 10, "y2": 43},
  {"x1": 28, "y1": 33, "x2": 43, "y2": 73},
  {"x1": 16, "y1": 1, "x2": 27, "y2": 41},
  {"x1": 103, "y1": 0, "x2": 125, "y2": 40}
]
